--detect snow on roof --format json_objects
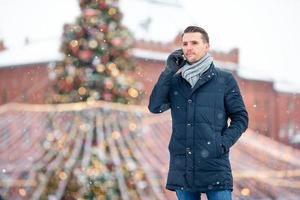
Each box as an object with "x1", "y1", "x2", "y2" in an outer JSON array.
[
  {"x1": 237, "y1": 67, "x2": 274, "y2": 82},
  {"x1": 214, "y1": 61, "x2": 238, "y2": 71},
  {"x1": 274, "y1": 81, "x2": 300, "y2": 94},
  {"x1": 238, "y1": 67, "x2": 300, "y2": 94},
  {"x1": 132, "y1": 48, "x2": 168, "y2": 61},
  {"x1": 0, "y1": 39, "x2": 62, "y2": 67}
]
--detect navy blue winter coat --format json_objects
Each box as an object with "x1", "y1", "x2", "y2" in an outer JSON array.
[{"x1": 148, "y1": 63, "x2": 248, "y2": 192}]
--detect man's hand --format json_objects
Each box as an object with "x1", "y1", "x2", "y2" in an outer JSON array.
[{"x1": 165, "y1": 49, "x2": 186, "y2": 74}]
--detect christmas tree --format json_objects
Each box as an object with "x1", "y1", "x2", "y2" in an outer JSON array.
[{"x1": 51, "y1": 0, "x2": 143, "y2": 104}]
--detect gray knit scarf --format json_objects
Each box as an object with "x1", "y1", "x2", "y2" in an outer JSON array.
[{"x1": 181, "y1": 53, "x2": 213, "y2": 88}]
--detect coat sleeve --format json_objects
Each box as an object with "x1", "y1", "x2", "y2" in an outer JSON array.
[
  {"x1": 221, "y1": 73, "x2": 249, "y2": 152},
  {"x1": 148, "y1": 71, "x2": 174, "y2": 114}
]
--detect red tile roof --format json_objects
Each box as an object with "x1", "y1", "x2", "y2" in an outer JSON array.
[{"x1": 1, "y1": 102, "x2": 300, "y2": 199}]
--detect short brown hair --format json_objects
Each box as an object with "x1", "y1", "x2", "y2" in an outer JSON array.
[{"x1": 182, "y1": 26, "x2": 209, "y2": 44}]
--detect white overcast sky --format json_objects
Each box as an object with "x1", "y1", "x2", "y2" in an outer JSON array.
[{"x1": 0, "y1": 0, "x2": 300, "y2": 87}]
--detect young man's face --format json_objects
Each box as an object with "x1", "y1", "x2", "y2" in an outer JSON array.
[{"x1": 181, "y1": 32, "x2": 210, "y2": 64}]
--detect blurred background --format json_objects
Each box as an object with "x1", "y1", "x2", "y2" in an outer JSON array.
[{"x1": 0, "y1": 0, "x2": 300, "y2": 199}]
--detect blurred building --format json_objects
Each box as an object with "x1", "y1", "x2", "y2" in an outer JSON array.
[{"x1": 0, "y1": 36, "x2": 300, "y2": 148}]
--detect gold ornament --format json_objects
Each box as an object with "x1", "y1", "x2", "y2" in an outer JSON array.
[
  {"x1": 241, "y1": 188, "x2": 250, "y2": 196},
  {"x1": 88, "y1": 39, "x2": 98, "y2": 49},
  {"x1": 47, "y1": 133, "x2": 55, "y2": 142},
  {"x1": 108, "y1": 8, "x2": 117, "y2": 16},
  {"x1": 111, "y1": 68, "x2": 119, "y2": 77},
  {"x1": 70, "y1": 40, "x2": 79, "y2": 48},
  {"x1": 58, "y1": 172, "x2": 67, "y2": 180},
  {"x1": 112, "y1": 131, "x2": 120, "y2": 140},
  {"x1": 90, "y1": 16, "x2": 98, "y2": 24},
  {"x1": 134, "y1": 170, "x2": 144, "y2": 180},
  {"x1": 107, "y1": 62, "x2": 117, "y2": 70},
  {"x1": 128, "y1": 88, "x2": 139, "y2": 98},
  {"x1": 78, "y1": 87, "x2": 87, "y2": 96},
  {"x1": 96, "y1": 64, "x2": 105, "y2": 72},
  {"x1": 18, "y1": 188, "x2": 26, "y2": 197},
  {"x1": 129, "y1": 123, "x2": 137, "y2": 131}
]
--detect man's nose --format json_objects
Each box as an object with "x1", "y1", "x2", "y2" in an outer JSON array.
[{"x1": 186, "y1": 43, "x2": 193, "y2": 50}]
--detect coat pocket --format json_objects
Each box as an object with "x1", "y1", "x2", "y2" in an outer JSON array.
[{"x1": 215, "y1": 132, "x2": 223, "y2": 158}]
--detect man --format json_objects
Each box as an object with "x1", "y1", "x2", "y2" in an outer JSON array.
[{"x1": 148, "y1": 26, "x2": 248, "y2": 200}]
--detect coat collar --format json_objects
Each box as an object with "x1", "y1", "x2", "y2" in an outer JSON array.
[{"x1": 174, "y1": 63, "x2": 217, "y2": 98}]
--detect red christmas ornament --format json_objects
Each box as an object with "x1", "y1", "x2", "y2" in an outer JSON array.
[
  {"x1": 83, "y1": 8, "x2": 98, "y2": 17},
  {"x1": 60, "y1": 80, "x2": 73, "y2": 93},
  {"x1": 99, "y1": 24, "x2": 108, "y2": 33},
  {"x1": 69, "y1": 44, "x2": 79, "y2": 55},
  {"x1": 111, "y1": 37, "x2": 122, "y2": 46},
  {"x1": 103, "y1": 92, "x2": 113, "y2": 101},
  {"x1": 99, "y1": 2, "x2": 108, "y2": 10},
  {"x1": 78, "y1": 50, "x2": 93, "y2": 61},
  {"x1": 101, "y1": 54, "x2": 110, "y2": 64}
]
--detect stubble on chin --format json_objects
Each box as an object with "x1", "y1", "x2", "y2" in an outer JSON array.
[{"x1": 187, "y1": 58, "x2": 197, "y2": 65}]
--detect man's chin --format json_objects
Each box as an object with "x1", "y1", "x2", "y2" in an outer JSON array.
[
  {"x1": 187, "y1": 58, "x2": 197, "y2": 64},
  {"x1": 188, "y1": 56, "x2": 204, "y2": 64}
]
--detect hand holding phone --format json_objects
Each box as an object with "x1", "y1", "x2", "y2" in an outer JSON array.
[
  {"x1": 175, "y1": 49, "x2": 187, "y2": 67},
  {"x1": 165, "y1": 49, "x2": 187, "y2": 73}
]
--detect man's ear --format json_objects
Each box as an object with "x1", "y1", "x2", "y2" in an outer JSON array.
[{"x1": 205, "y1": 43, "x2": 210, "y2": 50}]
